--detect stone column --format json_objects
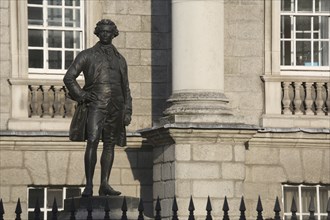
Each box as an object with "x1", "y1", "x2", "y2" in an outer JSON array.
[{"x1": 164, "y1": 0, "x2": 231, "y2": 123}]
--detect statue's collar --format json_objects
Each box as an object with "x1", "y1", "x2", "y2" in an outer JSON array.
[{"x1": 95, "y1": 42, "x2": 120, "y2": 57}]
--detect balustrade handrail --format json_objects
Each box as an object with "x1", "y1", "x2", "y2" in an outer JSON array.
[{"x1": 261, "y1": 75, "x2": 330, "y2": 83}]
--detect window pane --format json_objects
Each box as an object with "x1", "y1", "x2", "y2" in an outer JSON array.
[
  {"x1": 47, "y1": 188, "x2": 63, "y2": 208},
  {"x1": 65, "y1": 9, "x2": 81, "y2": 28},
  {"x1": 28, "y1": 188, "x2": 44, "y2": 208},
  {"x1": 281, "y1": 15, "x2": 292, "y2": 38},
  {"x1": 65, "y1": 0, "x2": 80, "y2": 6},
  {"x1": 65, "y1": 51, "x2": 74, "y2": 69},
  {"x1": 283, "y1": 186, "x2": 299, "y2": 212},
  {"x1": 28, "y1": 30, "x2": 43, "y2": 47},
  {"x1": 28, "y1": 7, "x2": 43, "y2": 25},
  {"x1": 28, "y1": 0, "x2": 42, "y2": 4},
  {"x1": 301, "y1": 186, "x2": 316, "y2": 213},
  {"x1": 316, "y1": 0, "x2": 330, "y2": 12},
  {"x1": 48, "y1": 30, "x2": 62, "y2": 48},
  {"x1": 65, "y1": 31, "x2": 74, "y2": 48},
  {"x1": 49, "y1": 51, "x2": 62, "y2": 69},
  {"x1": 298, "y1": 0, "x2": 313, "y2": 12},
  {"x1": 66, "y1": 188, "x2": 82, "y2": 198},
  {"x1": 281, "y1": 41, "x2": 293, "y2": 65},
  {"x1": 296, "y1": 16, "x2": 311, "y2": 32},
  {"x1": 320, "y1": 186, "x2": 330, "y2": 212},
  {"x1": 281, "y1": 0, "x2": 294, "y2": 11},
  {"x1": 29, "y1": 50, "x2": 44, "y2": 68},
  {"x1": 320, "y1": 16, "x2": 329, "y2": 39},
  {"x1": 48, "y1": 0, "x2": 62, "y2": 6},
  {"x1": 48, "y1": 8, "x2": 62, "y2": 26},
  {"x1": 296, "y1": 41, "x2": 311, "y2": 65},
  {"x1": 319, "y1": 42, "x2": 329, "y2": 66}
]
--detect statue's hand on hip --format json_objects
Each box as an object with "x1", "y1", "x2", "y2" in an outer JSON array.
[{"x1": 82, "y1": 92, "x2": 97, "y2": 103}]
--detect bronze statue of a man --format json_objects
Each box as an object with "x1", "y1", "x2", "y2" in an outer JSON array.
[{"x1": 63, "y1": 19, "x2": 132, "y2": 197}]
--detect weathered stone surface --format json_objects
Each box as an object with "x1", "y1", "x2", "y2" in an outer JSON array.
[
  {"x1": 0, "y1": 9, "x2": 9, "y2": 26},
  {"x1": 0, "y1": 150, "x2": 23, "y2": 167},
  {"x1": 192, "y1": 180, "x2": 234, "y2": 198},
  {"x1": 0, "y1": 168, "x2": 31, "y2": 185},
  {"x1": 121, "y1": 168, "x2": 152, "y2": 185},
  {"x1": 0, "y1": 186, "x2": 10, "y2": 202},
  {"x1": 222, "y1": 163, "x2": 245, "y2": 180},
  {"x1": 11, "y1": 186, "x2": 27, "y2": 202},
  {"x1": 251, "y1": 166, "x2": 286, "y2": 183},
  {"x1": 175, "y1": 144, "x2": 191, "y2": 161},
  {"x1": 243, "y1": 182, "x2": 269, "y2": 199},
  {"x1": 140, "y1": 49, "x2": 168, "y2": 66},
  {"x1": 321, "y1": 149, "x2": 330, "y2": 183},
  {"x1": 280, "y1": 148, "x2": 303, "y2": 182},
  {"x1": 66, "y1": 151, "x2": 85, "y2": 185},
  {"x1": 153, "y1": 163, "x2": 162, "y2": 181},
  {"x1": 120, "y1": 49, "x2": 141, "y2": 65},
  {"x1": 47, "y1": 151, "x2": 69, "y2": 184},
  {"x1": 109, "y1": 168, "x2": 121, "y2": 185},
  {"x1": 176, "y1": 162, "x2": 220, "y2": 179},
  {"x1": 163, "y1": 144, "x2": 174, "y2": 162},
  {"x1": 164, "y1": 180, "x2": 175, "y2": 196},
  {"x1": 302, "y1": 149, "x2": 323, "y2": 183},
  {"x1": 153, "y1": 181, "x2": 165, "y2": 198},
  {"x1": 113, "y1": 150, "x2": 137, "y2": 168},
  {"x1": 24, "y1": 151, "x2": 49, "y2": 184},
  {"x1": 141, "y1": 15, "x2": 170, "y2": 33},
  {"x1": 192, "y1": 144, "x2": 233, "y2": 161},
  {"x1": 246, "y1": 147, "x2": 279, "y2": 165},
  {"x1": 110, "y1": 15, "x2": 142, "y2": 32},
  {"x1": 234, "y1": 144, "x2": 245, "y2": 162},
  {"x1": 175, "y1": 180, "x2": 191, "y2": 197},
  {"x1": 137, "y1": 150, "x2": 153, "y2": 168},
  {"x1": 161, "y1": 162, "x2": 173, "y2": 180}
]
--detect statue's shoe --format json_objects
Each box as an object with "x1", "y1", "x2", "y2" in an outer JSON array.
[
  {"x1": 82, "y1": 186, "x2": 93, "y2": 197},
  {"x1": 99, "y1": 184, "x2": 121, "y2": 196}
]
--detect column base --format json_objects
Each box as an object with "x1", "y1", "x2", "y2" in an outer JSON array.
[{"x1": 163, "y1": 91, "x2": 235, "y2": 123}]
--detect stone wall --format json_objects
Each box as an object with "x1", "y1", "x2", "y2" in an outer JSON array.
[
  {"x1": 142, "y1": 126, "x2": 330, "y2": 220},
  {"x1": 102, "y1": 0, "x2": 172, "y2": 131},
  {"x1": 0, "y1": 0, "x2": 11, "y2": 130},
  {"x1": 0, "y1": 135, "x2": 153, "y2": 219},
  {"x1": 224, "y1": 0, "x2": 264, "y2": 125}
]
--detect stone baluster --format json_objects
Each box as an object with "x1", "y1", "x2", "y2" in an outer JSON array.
[
  {"x1": 315, "y1": 82, "x2": 325, "y2": 115},
  {"x1": 304, "y1": 82, "x2": 315, "y2": 115},
  {"x1": 42, "y1": 85, "x2": 53, "y2": 118},
  {"x1": 325, "y1": 83, "x2": 329, "y2": 115},
  {"x1": 54, "y1": 86, "x2": 66, "y2": 118},
  {"x1": 29, "y1": 85, "x2": 43, "y2": 117},
  {"x1": 293, "y1": 81, "x2": 303, "y2": 115},
  {"x1": 282, "y1": 82, "x2": 292, "y2": 114}
]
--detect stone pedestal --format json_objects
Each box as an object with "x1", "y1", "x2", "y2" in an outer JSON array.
[
  {"x1": 58, "y1": 196, "x2": 147, "y2": 220},
  {"x1": 140, "y1": 123, "x2": 258, "y2": 219}
]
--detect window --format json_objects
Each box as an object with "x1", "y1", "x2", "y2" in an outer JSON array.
[
  {"x1": 280, "y1": 0, "x2": 330, "y2": 70},
  {"x1": 27, "y1": 186, "x2": 84, "y2": 220},
  {"x1": 283, "y1": 184, "x2": 330, "y2": 220},
  {"x1": 27, "y1": 0, "x2": 84, "y2": 75}
]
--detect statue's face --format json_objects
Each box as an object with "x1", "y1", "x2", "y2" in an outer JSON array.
[{"x1": 98, "y1": 25, "x2": 113, "y2": 45}]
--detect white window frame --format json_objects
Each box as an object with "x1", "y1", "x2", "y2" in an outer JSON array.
[
  {"x1": 27, "y1": 0, "x2": 85, "y2": 77},
  {"x1": 282, "y1": 184, "x2": 330, "y2": 220},
  {"x1": 279, "y1": 0, "x2": 330, "y2": 75},
  {"x1": 27, "y1": 186, "x2": 84, "y2": 220}
]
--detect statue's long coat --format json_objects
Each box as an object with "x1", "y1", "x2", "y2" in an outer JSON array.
[{"x1": 63, "y1": 42, "x2": 132, "y2": 146}]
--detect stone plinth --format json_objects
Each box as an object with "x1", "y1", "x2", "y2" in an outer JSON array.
[{"x1": 58, "y1": 196, "x2": 146, "y2": 220}]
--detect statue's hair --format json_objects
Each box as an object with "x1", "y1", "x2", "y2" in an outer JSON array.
[{"x1": 94, "y1": 19, "x2": 119, "y2": 38}]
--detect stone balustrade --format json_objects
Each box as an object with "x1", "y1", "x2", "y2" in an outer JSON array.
[
  {"x1": 281, "y1": 80, "x2": 329, "y2": 116},
  {"x1": 28, "y1": 84, "x2": 75, "y2": 118},
  {"x1": 8, "y1": 78, "x2": 80, "y2": 119},
  {"x1": 261, "y1": 75, "x2": 330, "y2": 128}
]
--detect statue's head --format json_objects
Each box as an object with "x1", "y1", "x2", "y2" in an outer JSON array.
[{"x1": 94, "y1": 19, "x2": 119, "y2": 39}]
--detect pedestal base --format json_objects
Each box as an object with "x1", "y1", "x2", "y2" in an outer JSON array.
[{"x1": 58, "y1": 196, "x2": 146, "y2": 220}]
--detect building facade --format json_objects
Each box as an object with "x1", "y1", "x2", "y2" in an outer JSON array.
[{"x1": 0, "y1": 0, "x2": 329, "y2": 219}]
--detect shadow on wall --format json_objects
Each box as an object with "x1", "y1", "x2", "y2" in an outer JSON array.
[
  {"x1": 151, "y1": 0, "x2": 172, "y2": 123},
  {"x1": 124, "y1": 140, "x2": 154, "y2": 217}
]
